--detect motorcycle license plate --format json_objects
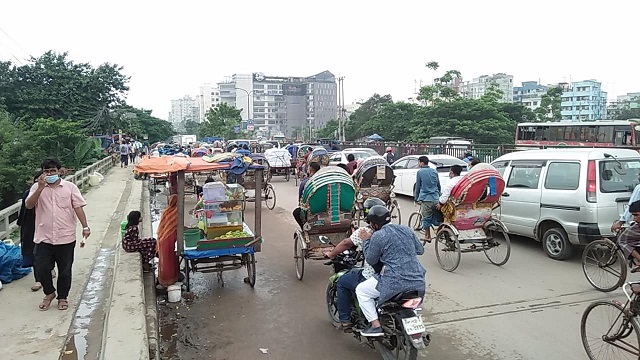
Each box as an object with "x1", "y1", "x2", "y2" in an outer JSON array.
[{"x1": 401, "y1": 316, "x2": 425, "y2": 335}]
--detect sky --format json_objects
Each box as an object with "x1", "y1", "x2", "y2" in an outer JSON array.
[{"x1": 1, "y1": 0, "x2": 638, "y2": 121}]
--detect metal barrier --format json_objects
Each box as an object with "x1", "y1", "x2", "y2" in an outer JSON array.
[{"x1": 0, "y1": 156, "x2": 115, "y2": 240}]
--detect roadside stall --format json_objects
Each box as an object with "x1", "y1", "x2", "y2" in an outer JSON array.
[{"x1": 134, "y1": 156, "x2": 265, "y2": 292}]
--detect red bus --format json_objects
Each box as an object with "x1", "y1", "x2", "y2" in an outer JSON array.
[{"x1": 515, "y1": 120, "x2": 640, "y2": 147}]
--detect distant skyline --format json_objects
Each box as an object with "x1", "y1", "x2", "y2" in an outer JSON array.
[{"x1": 1, "y1": 0, "x2": 638, "y2": 121}]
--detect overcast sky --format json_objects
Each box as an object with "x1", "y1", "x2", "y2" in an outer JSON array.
[{"x1": 1, "y1": 0, "x2": 638, "y2": 120}]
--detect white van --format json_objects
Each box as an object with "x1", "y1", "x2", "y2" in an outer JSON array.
[{"x1": 491, "y1": 148, "x2": 640, "y2": 260}]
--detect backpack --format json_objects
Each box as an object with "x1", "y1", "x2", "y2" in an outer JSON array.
[{"x1": 385, "y1": 152, "x2": 394, "y2": 164}]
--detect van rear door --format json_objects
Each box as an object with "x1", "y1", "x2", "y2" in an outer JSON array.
[{"x1": 597, "y1": 158, "x2": 640, "y2": 235}]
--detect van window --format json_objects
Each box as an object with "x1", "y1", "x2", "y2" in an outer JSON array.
[
  {"x1": 506, "y1": 161, "x2": 544, "y2": 189},
  {"x1": 545, "y1": 162, "x2": 580, "y2": 190},
  {"x1": 491, "y1": 161, "x2": 509, "y2": 176},
  {"x1": 600, "y1": 160, "x2": 640, "y2": 193}
]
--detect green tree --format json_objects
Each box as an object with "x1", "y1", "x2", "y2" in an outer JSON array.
[
  {"x1": 359, "y1": 102, "x2": 419, "y2": 141},
  {"x1": 1, "y1": 51, "x2": 129, "y2": 123},
  {"x1": 345, "y1": 94, "x2": 393, "y2": 140},
  {"x1": 417, "y1": 68, "x2": 462, "y2": 105},
  {"x1": 615, "y1": 96, "x2": 640, "y2": 120},
  {"x1": 480, "y1": 83, "x2": 504, "y2": 104},
  {"x1": 200, "y1": 103, "x2": 242, "y2": 140},
  {"x1": 182, "y1": 119, "x2": 200, "y2": 135},
  {"x1": 535, "y1": 86, "x2": 563, "y2": 121},
  {"x1": 316, "y1": 119, "x2": 339, "y2": 139}
]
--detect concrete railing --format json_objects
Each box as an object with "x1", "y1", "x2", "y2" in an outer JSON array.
[{"x1": 0, "y1": 156, "x2": 115, "y2": 240}]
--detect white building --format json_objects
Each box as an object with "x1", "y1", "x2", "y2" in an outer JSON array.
[
  {"x1": 198, "y1": 84, "x2": 221, "y2": 122},
  {"x1": 460, "y1": 73, "x2": 514, "y2": 102},
  {"x1": 168, "y1": 95, "x2": 199, "y2": 130}
]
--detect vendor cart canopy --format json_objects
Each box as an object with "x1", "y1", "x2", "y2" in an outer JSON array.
[{"x1": 134, "y1": 155, "x2": 265, "y2": 174}]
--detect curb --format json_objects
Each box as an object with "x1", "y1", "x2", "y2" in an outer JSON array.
[{"x1": 141, "y1": 180, "x2": 160, "y2": 360}]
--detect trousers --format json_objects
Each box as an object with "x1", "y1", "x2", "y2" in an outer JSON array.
[
  {"x1": 355, "y1": 277, "x2": 380, "y2": 322},
  {"x1": 337, "y1": 269, "x2": 364, "y2": 322},
  {"x1": 35, "y1": 241, "x2": 75, "y2": 299}
]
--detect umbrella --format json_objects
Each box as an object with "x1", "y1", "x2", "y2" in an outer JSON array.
[{"x1": 367, "y1": 134, "x2": 384, "y2": 141}]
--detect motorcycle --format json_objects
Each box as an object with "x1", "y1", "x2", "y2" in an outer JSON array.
[{"x1": 325, "y1": 248, "x2": 430, "y2": 360}]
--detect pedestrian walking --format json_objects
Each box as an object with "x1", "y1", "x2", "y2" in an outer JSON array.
[
  {"x1": 26, "y1": 158, "x2": 90, "y2": 311},
  {"x1": 129, "y1": 142, "x2": 136, "y2": 165},
  {"x1": 120, "y1": 141, "x2": 130, "y2": 167}
]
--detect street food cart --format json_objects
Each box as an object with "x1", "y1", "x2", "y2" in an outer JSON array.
[{"x1": 134, "y1": 156, "x2": 265, "y2": 291}]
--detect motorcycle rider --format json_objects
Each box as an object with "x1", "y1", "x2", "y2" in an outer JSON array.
[
  {"x1": 325, "y1": 197, "x2": 386, "y2": 329},
  {"x1": 355, "y1": 205, "x2": 426, "y2": 337}
]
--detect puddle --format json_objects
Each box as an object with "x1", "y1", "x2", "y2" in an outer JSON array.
[
  {"x1": 60, "y1": 248, "x2": 115, "y2": 360},
  {"x1": 158, "y1": 309, "x2": 179, "y2": 359}
]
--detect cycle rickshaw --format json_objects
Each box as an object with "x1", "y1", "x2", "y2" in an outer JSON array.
[
  {"x1": 432, "y1": 168, "x2": 511, "y2": 272},
  {"x1": 352, "y1": 156, "x2": 401, "y2": 225},
  {"x1": 293, "y1": 166, "x2": 356, "y2": 280},
  {"x1": 223, "y1": 154, "x2": 276, "y2": 211}
]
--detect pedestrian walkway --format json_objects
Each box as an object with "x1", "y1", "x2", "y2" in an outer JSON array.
[{"x1": 0, "y1": 167, "x2": 150, "y2": 360}]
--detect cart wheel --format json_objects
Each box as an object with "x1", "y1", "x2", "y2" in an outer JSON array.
[
  {"x1": 388, "y1": 200, "x2": 401, "y2": 225},
  {"x1": 243, "y1": 253, "x2": 256, "y2": 287},
  {"x1": 435, "y1": 228, "x2": 461, "y2": 272},
  {"x1": 285, "y1": 169, "x2": 290, "y2": 182},
  {"x1": 294, "y1": 232, "x2": 305, "y2": 280},
  {"x1": 483, "y1": 223, "x2": 511, "y2": 266},
  {"x1": 265, "y1": 184, "x2": 276, "y2": 210}
]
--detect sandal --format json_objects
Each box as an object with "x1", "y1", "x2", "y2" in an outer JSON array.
[
  {"x1": 58, "y1": 299, "x2": 69, "y2": 311},
  {"x1": 39, "y1": 293, "x2": 56, "y2": 311},
  {"x1": 31, "y1": 283, "x2": 42, "y2": 292}
]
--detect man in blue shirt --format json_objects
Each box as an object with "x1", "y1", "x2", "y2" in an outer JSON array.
[
  {"x1": 415, "y1": 156, "x2": 441, "y2": 243},
  {"x1": 292, "y1": 162, "x2": 320, "y2": 229}
]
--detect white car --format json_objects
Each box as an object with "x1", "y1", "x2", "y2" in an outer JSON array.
[
  {"x1": 341, "y1": 147, "x2": 380, "y2": 157},
  {"x1": 329, "y1": 150, "x2": 372, "y2": 166},
  {"x1": 391, "y1": 154, "x2": 468, "y2": 197}
]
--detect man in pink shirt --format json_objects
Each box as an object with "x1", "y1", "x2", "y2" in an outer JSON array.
[{"x1": 26, "y1": 158, "x2": 90, "y2": 311}]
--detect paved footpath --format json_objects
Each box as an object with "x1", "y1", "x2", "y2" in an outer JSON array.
[{"x1": 0, "y1": 167, "x2": 149, "y2": 360}]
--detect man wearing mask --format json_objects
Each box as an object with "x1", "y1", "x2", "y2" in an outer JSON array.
[{"x1": 26, "y1": 158, "x2": 90, "y2": 311}]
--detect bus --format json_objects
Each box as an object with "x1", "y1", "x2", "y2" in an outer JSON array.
[{"x1": 515, "y1": 120, "x2": 640, "y2": 147}]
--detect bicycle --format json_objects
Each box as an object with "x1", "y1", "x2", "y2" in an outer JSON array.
[
  {"x1": 582, "y1": 229, "x2": 634, "y2": 292},
  {"x1": 407, "y1": 203, "x2": 437, "y2": 246},
  {"x1": 581, "y1": 281, "x2": 640, "y2": 359}
]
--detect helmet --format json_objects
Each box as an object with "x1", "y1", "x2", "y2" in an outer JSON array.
[
  {"x1": 363, "y1": 197, "x2": 385, "y2": 215},
  {"x1": 386, "y1": 147, "x2": 392, "y2": 152},
  {"x1": 366, "y1": 205, "x2": 391, "y2": 226}
]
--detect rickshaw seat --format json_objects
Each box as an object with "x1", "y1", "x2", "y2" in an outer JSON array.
[{"x1": 450, "y1": 169, "x2": 505, "y2": 205}]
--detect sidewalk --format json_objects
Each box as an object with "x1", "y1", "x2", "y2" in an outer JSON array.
[{"x1": 0, "y1": 167, "x2": 150, "y2": 360}]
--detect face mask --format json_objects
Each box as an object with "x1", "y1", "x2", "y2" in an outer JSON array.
[{"x1": 45, "y1": 175, "x2": 59, "y2": 184}]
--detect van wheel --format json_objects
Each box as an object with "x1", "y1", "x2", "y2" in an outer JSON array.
[{"x1": 542, "y1": 227, "x2": 573, "y2": 260}]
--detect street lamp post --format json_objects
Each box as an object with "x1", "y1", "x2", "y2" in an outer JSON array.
[{"x1": 235, "y1": 87, "x2": 253, "y2": 129}]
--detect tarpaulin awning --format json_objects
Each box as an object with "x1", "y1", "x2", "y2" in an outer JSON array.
[{"x1": 134, "y1": 156, "x2": 264, "y2": 174}]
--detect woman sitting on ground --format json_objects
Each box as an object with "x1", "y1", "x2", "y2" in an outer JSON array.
[{"x1": 123, "y1": 211, "x2": 157, "y2": 271}]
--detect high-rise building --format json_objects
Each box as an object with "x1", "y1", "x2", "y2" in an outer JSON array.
[
  {"x1": 513, "y1": 81, "x2": 548, "y2": 111},
  {"x1": 198, "y1": 84, "x2": 221, "y2": 122},
  {"x1": 560, "y1": 80, "x2": 607, "y2": 121},
  {"x1": 216, "y1": 71, "x2": 337, "y2": 138},
  {"x1": 168, "y1": 95, "x2": 199, "y2": 131},
  {"x1": 459, "y1": 73, "x2": 514, "y2": 102}
]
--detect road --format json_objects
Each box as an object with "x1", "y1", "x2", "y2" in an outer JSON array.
[{"x1": 157, "y1": 177, "x2": 636, "y2": 360}]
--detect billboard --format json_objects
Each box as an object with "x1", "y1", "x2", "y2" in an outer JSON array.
[{"x1": 283, "y1": 83, "x2": 306, "y2": 96}]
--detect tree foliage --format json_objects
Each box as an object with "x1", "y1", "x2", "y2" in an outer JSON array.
[
  {"x1": 615, "y1": 96, "x2": 640, "y2": 120},
  {"x1": 316, "y1": 119, "x2": 338, "y2": 139},
  {"x1": 199, "y1": 103, "x2": 244, "y2": 140},
  {"x1": 535, "y1": 86, "x2": 563, "y2": 121}
]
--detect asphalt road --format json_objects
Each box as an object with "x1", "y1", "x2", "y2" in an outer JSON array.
[{"x1": 158, "y1": 177, "x2": 637, "y2": 360}]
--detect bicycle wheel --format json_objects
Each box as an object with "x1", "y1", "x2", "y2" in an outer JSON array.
[
  {"x1": 408, "y1": 212, "x2": 422, "y2": 231},
  {"x1": 581, "y1": 301, "x2": 640, "y2": 360},
  {"x1": 388, "y1": 200, "x2": 401, "y2": 225},
  {"x1": 582, "y1": 239, "x2": 627, "y2": 292}
]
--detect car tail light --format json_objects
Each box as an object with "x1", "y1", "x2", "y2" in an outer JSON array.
[
  {"x1": 587, "y1": 160, "x2": 597, "y2": 203},
  {"x1": 402, "y1": 298, "x2": 423, "y2": 308}
]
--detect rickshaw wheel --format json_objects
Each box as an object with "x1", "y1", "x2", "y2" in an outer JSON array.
[
  {"x1": 285, "y1": 169, "x2": 290, "y2": 182},
  {"x1": 388, "y1": 200, "x2": 401, "y2": 225},
  {"x1": 435, "y1": 228, "x2": 461, "y2": 272},
  {"x1": 243, "y1": 253, "x2": 256, "y2": 287},
  {"x1": 264, "y1": 184, "x2": 276, "y2": 210},
  {"x1": 483, "y1": 223, "x2": 511, "y2": 266},
  {"x1": 294, "y1": 232, "x2": 305, "y2": 280}
]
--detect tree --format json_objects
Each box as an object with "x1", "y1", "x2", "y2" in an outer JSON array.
[
  {"x1": 316, "y1": 119, "x2": 339, "y2": 139},
  {"x1": 359, "y1": 102, "x2": 419, "y2": 141},
  {"x1": 199, "y1": 103, "x2": 242, "y2": 140},
  {"x1": 417, "y1": 69, "x2": 462, "y2": 105},
  {"x1": 1, "y1": 51, "x2": 129, "y2": 123},
  {"x1": 615, "y1": 96, "x2": 640, "y2": 120},
  {"x1": 535, "y1": 86, "x2": 563, "y2": 121},
  {"x1": 480, "y1": 83, "x2": 504, "y2": 105},
  {"x1": 182, "y1": 119, "x2": 200, "y2": 135},
  {"x1": 344, "y1": 94, "x2": 393, "y2": 140}
]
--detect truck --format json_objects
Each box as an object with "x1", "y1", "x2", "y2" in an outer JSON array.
[{"x1": 172, "y1": 135, "x2": 197, "y2": 146}]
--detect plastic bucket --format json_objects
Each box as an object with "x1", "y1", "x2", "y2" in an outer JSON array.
[
  {"x1": 120, "y1": 221, "x2": 128, "y2": 240},
  {"x1": 167, "y1": 283, "x2": 182, "y2": 303},
  {"x1": 184, "y1": 229, "x2": 202, "y2": 248}
]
